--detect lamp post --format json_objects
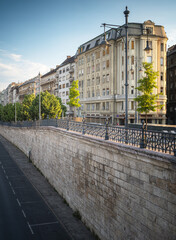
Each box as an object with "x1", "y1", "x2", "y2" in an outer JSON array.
[
  {"x1": 39, "y1": 72, "x2": 41, "y2": 122},
  {"x1": 101, "y1": 7, "x2": 151, "y2": 128},
  {"x1": 124, "y1": 6, "x2": 130, "y2": 128}
]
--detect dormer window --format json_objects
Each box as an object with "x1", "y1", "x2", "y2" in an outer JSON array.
[
  {"x1": 95, "y1": 39, "x2": 100, "y2": 46},
  {"x1": 86, "y1": 44, "x2": 90, "y2": 51},
  {"x1": 146, "y1": 27, "x2": 153, "y2": 34}
]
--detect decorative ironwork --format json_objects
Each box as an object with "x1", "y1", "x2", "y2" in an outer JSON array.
[{"x1": 0, "y1": 119, "x2": 176, "y2": 156}]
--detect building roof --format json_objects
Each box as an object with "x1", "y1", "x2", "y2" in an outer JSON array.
[
  {"x1": 60, "y1": 55, "x2": 75, "y2": 67},
  {"x1": 41, "y1": 68, "x2": 58, "y2": 78},
  {"x1": 77, "y1": 21, "x2": 167, "y2": 56},
  {"x1": 19, "y1": 76, "x2": 37, "y2": 88}
]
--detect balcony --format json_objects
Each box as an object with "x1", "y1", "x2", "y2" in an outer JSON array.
[{"x1": 69, "y1": 68, "x2": 74, "y2": 73}]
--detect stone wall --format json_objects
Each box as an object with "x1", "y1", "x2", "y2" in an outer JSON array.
[{"x1": 0, "y1": 126, "x2": 176, "y2": 240}]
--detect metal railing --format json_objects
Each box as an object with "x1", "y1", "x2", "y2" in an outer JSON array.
[{"x1": 0, "y1": 119, "x2": 176, "y2": 157}]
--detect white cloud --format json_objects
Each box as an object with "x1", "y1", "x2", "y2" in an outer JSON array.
[{"x1": 0, "y1": 49, "x2": 49, "y2": 91}]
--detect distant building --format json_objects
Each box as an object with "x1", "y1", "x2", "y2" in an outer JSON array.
[
  {"x1": 167, "y1": 44, "x2": 176, "y2": 124},
  {"x1": 41, "y1": 68, "x2": 59, "y2": 95},
  {"x1": 18, "y1": 76, "x2": 38, "y2": 103},
  {"x1": 76, "y1": 20, "x2": 167, "y2": 124},
  {"x1": 56, "y1": 56, "x2": 76, "y2": 115}
]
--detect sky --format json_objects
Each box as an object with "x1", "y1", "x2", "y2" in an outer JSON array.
[{"x1": 0, "y1": 0, "x2": 176, "y2": 91}]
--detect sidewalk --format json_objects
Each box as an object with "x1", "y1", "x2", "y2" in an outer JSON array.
[{"x1": 0, "y1": 135, "x2": 96, "y2": 240}]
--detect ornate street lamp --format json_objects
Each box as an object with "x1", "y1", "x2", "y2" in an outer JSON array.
[{"x1": 144, "y1": 28, "x2": 152, "y2": 53}]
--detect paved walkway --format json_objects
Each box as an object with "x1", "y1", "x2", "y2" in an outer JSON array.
[{"x1": 0, "y1": 135, "x2": 96, "y2": 240}]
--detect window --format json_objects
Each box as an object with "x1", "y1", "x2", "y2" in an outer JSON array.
[
  {"x1": 63, "y1": 84, "x2": 65, "y2": 88},
  {"x1": 106, "y1": 88, "x2": 109, "y2": 95},
  {"x1": 87, "y1": 55, "x2": 90, "y2": 62},
  {"x1": 160, "y1": 72, "x2": 163, "y2": 81},
  {"x1": 95, "y1": 39, "x2": 100, "y2": 47},
  {"x1": 66, "y1": 91, "x2": 69, "y2": 96},
  {"x1": 131, "y1": 56, "x2": 134, "y2": 65},
  {"x1": 131, "y1": 41, "x2": 134, "y2": 49},
  {"x1": 59, "y1": 70, "x2": 62, "y2": 74},
  {"x1": 160, "y1": 87, "x2": 163, "y2": 93},
  {"x1": 148, "y1": 41, "x2": 152, "y2": 48},
  {"x1": 161, "y1": 43, "x2": 164, "y2": 51},
  {"x1": 96, "y1": 89, "x2": 100, "y2": 96},
  {"x1": 102, "y1": 102, "x2": 105, "y2": 110},
  {"x1": 82, "y1": 69, "x2": 84, "y2": 75},
  {"x1": 86, "y1": 44, "x2": 90, "y2": 51},
  {"x1": 122, "y1": 56, "x2": 124, "y2": 65},
  {"x1": 96, "y1": 77, "x2": 100, "y2": 85},
  {"x1": 122, "y1": 71, "x2": 124, "y2": 80},
  {"x1": 92, "y1": 88, "x2": 95, "y2": 97},
  {"x1": 102, "y1": 88, "x2": 105, "y2": 96},
  {"x1": 146, "y1": 27, "x2": 153, "y2": 34},
  {"x1": 66, "y1": 67, "x2": 69, "y2": 72},
  {"x1": 131, "y1": 101, "x2": 134, "y2": 110},
  {"x1": 131, "y1": 86, "x2": 134, "y2": 94},
  {"x1": 106, "y1": 74, "x2": 110, "y2": 82},
  {"x1": 160, "y1": 57, "x2": 164, "y2": 66},
  {"x1": 103, "y1": 49, "x2": 105, "y2": 56},
  {"x1": 102, "y1": 75, "x2": 106, "y2": 83},
  {"x1": 106, "y1": 102, "x2": 109, "y2": 110},
  {"x1": 106, "y1": 60, "x2": 109, "y2": 68},
  {"x1": 92, "y1": 65, "x2": 95, "y2": 73},
  {"x1": 92, "y1": 104, "x2": 95, "y2": 111},
  {"x1": 96, "y1": 103, "x2": 100, "y2": 110},
  {"x1": 122, "y1": 101, "x2": 124, "y2": 110},
  {"x1": 87, "y1": 79, "x2": 90, "y2": 86},
  {"x1": 87, "y1": 66, "x2": 90, "y2": 74},
  {"x1": 122, "y1": 86, "x2": 124, "y2": 95},
  {"x1": 87, "y1": 104, "x2": 90, "y2": 111},
  {"x1": 66, "y1": 83, "x2": 69, "y2": 87},
  {"x1": 131, "y1": 71, "x2": 134, "y2": 80},
  {"x1": 81, "y1": 57, "x2": 84, "y2": 64},
  {"x1": 63, "y1": 68, "x2": 65, "y2": 73},
  {"x1": 147, "y1": 56, "x2": 152, "y2": 63},
  {"x1": 92, "y1": 78, "x2": 95, "y2": 84},
  {"x1": 87, "y1": 90, "x2": 90, "y2": 98},
  {"x1": 102, "y1": 61, "x2": 106, "y2": 69},
  {"x1": 96, "y1": 63, "x2": 100, "y2": 72}
]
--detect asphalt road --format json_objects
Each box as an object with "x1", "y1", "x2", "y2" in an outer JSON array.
[{"x1": 0, "y1": 142, "x2": 72, "y2": 240}]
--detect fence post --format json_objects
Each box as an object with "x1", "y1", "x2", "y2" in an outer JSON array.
[
  {"x1": 105, "y1": 117, "x2": 109, "y2": 140},
  {"x1": 55, "y1": 115, "x2": 58, "y2": 127},
  {"x1": 67, "y1": 116, "x2": 69, "y2": 131},
  {"x1": 140, "y1": 120, "x2": 146, "y2": 148},
  {"x1": 82, "y1": 117, "x2": 85, "y2": 135}
]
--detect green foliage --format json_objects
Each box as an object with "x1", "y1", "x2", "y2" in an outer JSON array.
[
  {"x1": 29, "y1": 91, "x2": 62, "y2": 120},
  {"x1": 67, "y1": 80, "x2": 81, "y2": 108},
  {"x1": 57, "y1": 97, "x2": 67, "y2": 117},
  {"x1": 1, "y1": 103, "x2": 14, "y2": 122},
  {"x1": 1, "y1": 91, "x2": 62, "y2": 122},
  {"x1": 22, "y1": 94, "x2": 35, "y2": 120},
  {"x1": 134, "y1": 62, "x2": 163, "y2": 126}
]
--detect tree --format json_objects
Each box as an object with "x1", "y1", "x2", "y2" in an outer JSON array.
[
  {"x1": 1, "y1": 103, "x2": 14, "y2": 122},
  {"x1": 134, "y1": 62, "x2": 163, "y2": 129},
  {"x1": 67, "y1": 80, "x2": 81, "y2": 117},
  {"x1": 57, "y1": 97, "x2": 67, "y2": 117},
  {"x1": 22, "y1": 94, "x2": 35, "y2": 120},
  {"x1": 29, "y1": 91, "x2": 62, "y2": 120}
]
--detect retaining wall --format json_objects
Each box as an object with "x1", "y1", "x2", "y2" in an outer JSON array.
[{"x1": 0, "y1": 126, "x2": 176, "y2": 240}]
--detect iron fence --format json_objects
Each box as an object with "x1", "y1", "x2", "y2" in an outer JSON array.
[{"x1": 0, "y1": 119, "x2": 176, "y2": 156}]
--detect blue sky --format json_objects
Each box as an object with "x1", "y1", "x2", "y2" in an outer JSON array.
[{"x1": 0, "y1": 0, "x2": 176, "y2": 91}]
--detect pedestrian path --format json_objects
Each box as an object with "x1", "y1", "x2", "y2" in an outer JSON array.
[{"x1": 0, "y1": 135, "x2": 96, "y2": 240}]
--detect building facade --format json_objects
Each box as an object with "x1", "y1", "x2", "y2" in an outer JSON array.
[
  {"x1": 167, "y1": 44, "x2": 176, "y2": 124},
  {"x1": 76, "y1": 20, "x2": 167, "y2": 124},
  {"x1": 41, "y1": 68, "x2": 58, "y2": 95},
  {"x1": 56, "y1": 56, "x2": 76, "y2": 114}
]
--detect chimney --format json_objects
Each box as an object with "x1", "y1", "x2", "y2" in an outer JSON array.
[{"x1": 67, "y1": 56, "x2": 71, "y2": 59}]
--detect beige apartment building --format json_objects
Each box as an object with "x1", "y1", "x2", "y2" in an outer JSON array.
[
  {"x1": 76, "y1": 20, "x2": 167, "y2": 124},
  {"x1": 18, "y1": 76, "x2": 38, "y2": 103}
]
